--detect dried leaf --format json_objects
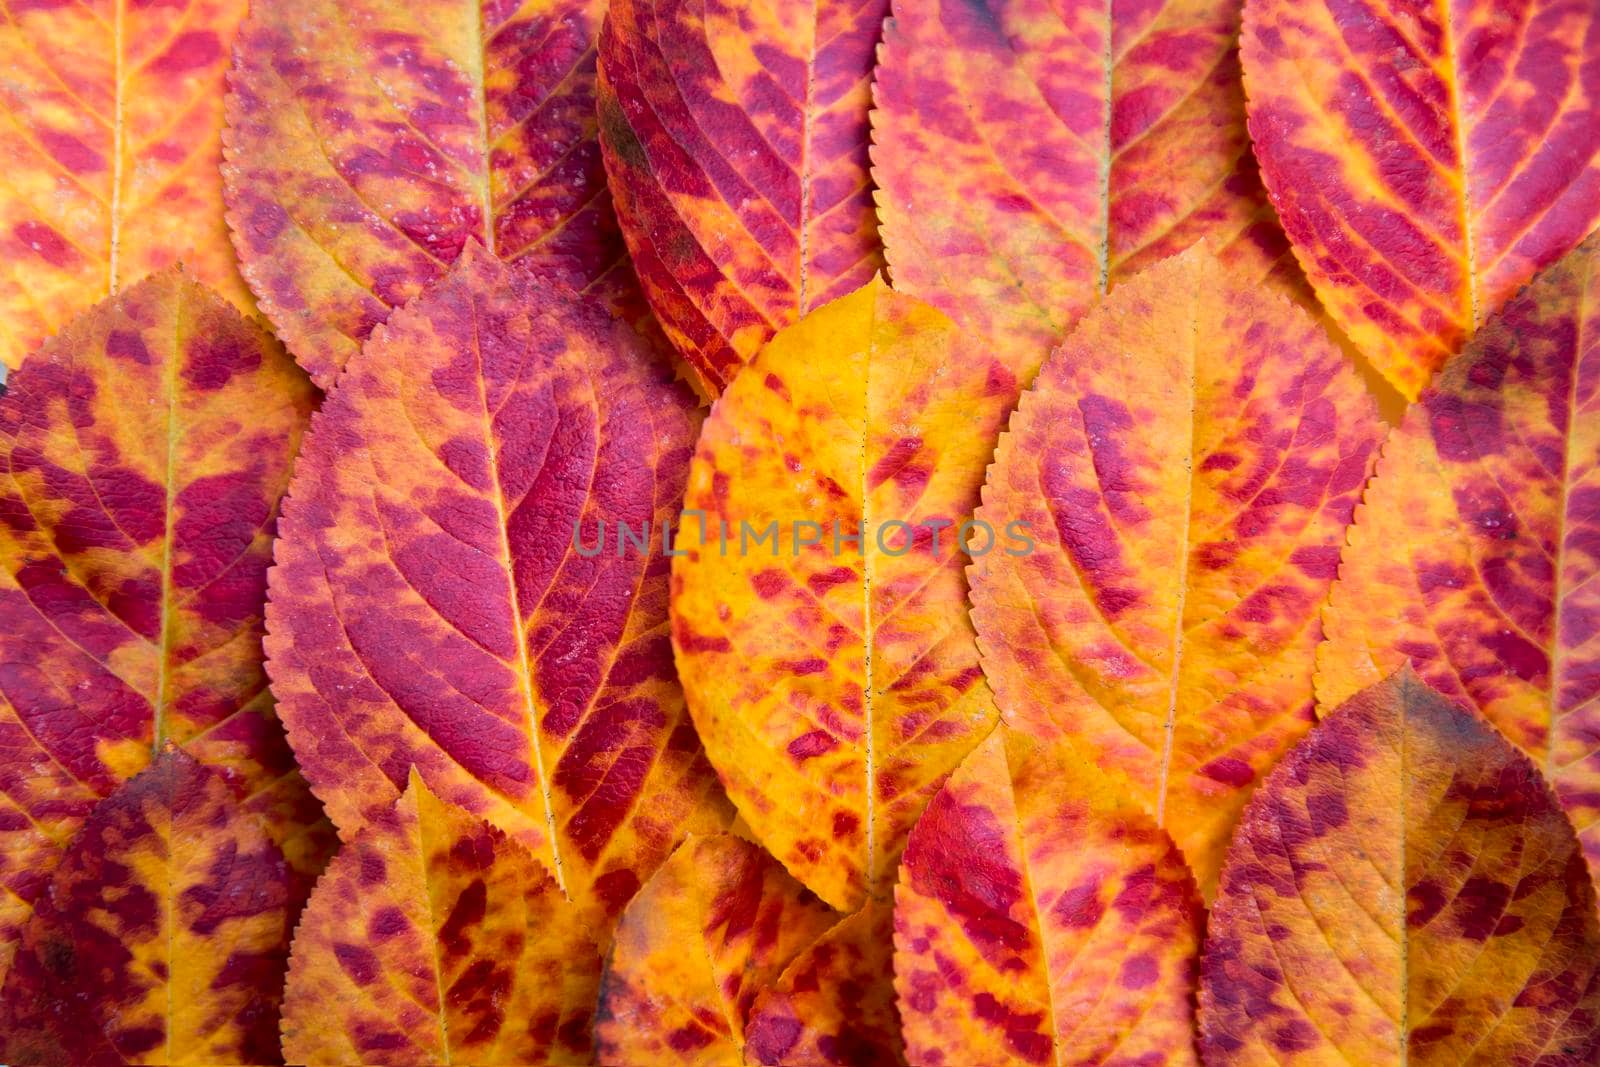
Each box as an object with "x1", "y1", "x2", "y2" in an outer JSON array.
[
  {"x1": 1200, "y1": 669, "x2": 1600, "y2": 1064},
  {"x1": 871, "y1": 0, "x2": 1298, "y2": 381},
  {"x1": 0, "y1": 0, "x2": 254, "y2": 371},
  {"x1": 894, "y1": 728, "x2": 1203, "y2": 1067},
  {"x1": 670, "y1": 275, "x2": 1007, "y2": 913},
  {"x1": 1241, "y1": 0, "x2": 1600, "y2": 401},
  {"x1": 281, "y1": 772, "x2": 598, "y2": 1066},
  {"x1": 0, "y1": 270, "x2": 323, "y2": 983},
  {"x1": 745, "y1": 903, "x2": 902, "y2": 1067},
  {"x1": 0, "y1": 747, "x2": 291, "y2": 1067},
  {"x1": 595, "y1": 833, "x2": 838, "y2": 1064},
  {"x1": 223, "y1": 0, "x2": 632, "y2": 387},
  {"x1": 265, "y1": 244, "x2": 729, "y2": 926},
  {"x1": 596, "y1": 0, "x2": 887, "y2": 395},
  {"x1": 1318, "y1": 231, "x2": 1600, "y2": 881},
  {"x1": 969, "y1": 248, "x2": 1383, "y2": 896}
]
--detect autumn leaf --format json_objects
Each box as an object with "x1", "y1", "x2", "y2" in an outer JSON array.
[
  {"x1": 280, "y1": 772, "x2": 597, "y2": 1066},
  {"x1": 223, "y1": 0, "x2": 635, "y2": 388},
  {"x1": 745, "y1": 903, "x2": 903, "y2": 1067},
  {"x1": 0, "y1": 746, "x2": 291, "y2": 1067},
  {"x1": 894, "y1": 728, "x2": 1203, "y2": 1067},
  {"x1": 1318, "y1": 231, "x2": 1600, "y2": 885},
  {"x1": 595, "y1": 833, "x2": 839, "y2": 1064},
  {"x1": 670, "y1": 275, "x2": 1007, "y2": 913},
  {"x1": 1201, "y1": 669, "x2": 1600, "y2": 1064},
  {"x1": 596, "y1": 0, "x2": 887, "y2": 396},
  {"x1": 969, "y1": 248, "x2": 1383, "y2": 897},
  {"x1": 0, "y1": 270, "x2": 324, "y2": 984},
  {"x1": 1242, "y1": 0, "x2": 1600, "y2": 402},
  {"x1": 0, "y1": 0, "x2": 253, "y2": 370},
  {"x1": 871, "y1": 0, "x2": 1299, "y2": 382},
  {"x1": 265, "y1": 244, "x2": 729, "y2": 928}
]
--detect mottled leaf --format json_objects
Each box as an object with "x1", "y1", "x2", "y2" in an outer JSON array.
[
  {"x1": 1201, "y1": 669, "x2": 1600, "y2": 1064},
  {"x1": 670, "y1": 276, "x2": 1007, "y2": 912},
  {"x1": 596, "y1": 0, "x2": 886, "y2": 395},
  {"x1": 265, "y1": 244, "x2": 728, "y2": 927},
  {"x1": 595, "y1": 833, "x2": 838, "y2": 1064},
  {"x1": 1318, "y1": 231, "x2": 1600, "y2": 883},
  {"x1": 0, "y1": 747, "x2": 291, "y2": 1067},
  {"x1": 969, "y1": 248, "x2": 1383, "y2": 896},
  {"x1": 224, "y1": 0, "x2": 635, "y2": 388},
  {"x1": 894, "y1": 728, "x2": 1203, "y2": 1067},
  {"x1": 281, "y1": 772, "x2": 597, "y2": 1066},
  {"x1": 1242, "y1": 0, "x2": 1600, "y2": 401},
  {"x1": 0, "y1": 270, "x2": 324, "y2": 983},
  {"x1": 746, "y1": 902, "x2": 902, "y2": 1067},
  {"x1": 0, "y1": 0, "x2": 254, "y2": 371},
  {"x1": 871, "y1": 0, "x2": 1299, "y2": 382}
]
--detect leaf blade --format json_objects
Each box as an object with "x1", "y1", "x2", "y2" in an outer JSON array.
[
  {"x1": 1200, "y1": 669, "x2": 1600, "y2": 1064},
  {"x1": 669, "y1": 277, "x2": 1006, "y2": 912},
  {"x1": 264, "y1": 245, "x2": 729, "y2": 925},
  {"x1": 894, "y1": 728, "x2": 1203, "y2": 1066},
  {"x1": 0, "y1": 747, "x2": 292, "y2": 1066},
  {"x1": 1241, "y1": 0, "x2": 1600, "y2": 400},
  {"x1": 871, "y1": 0, "x2": 1298, "y2": 382},
  {"x1": 969, "y1": 248, "x2": 1383, "y2": 896},
  {"x1": 0, "y1": 0, "x2": 254, "y2": 370},
  {"x1": 281, "y1": 772, "x2": 600, "y2": 1065},
  {"x1": 595, "y1": 833, "x2": 839, "y2": 1064},
  {"x1": 596, "y1": 0, "x2": 887, "y2": 395},
  {"x1": 1318, "y1": 231, "x2": 1600, "y2": 880},
  {"x1": 0, "y1": 270, "x2": 324, "y2": 983},
  {"x1": 223, "y1": 0, "x2": 631, "y2": 387}
]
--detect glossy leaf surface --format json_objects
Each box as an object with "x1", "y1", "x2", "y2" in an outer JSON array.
[
  {"x1": 670, "y1": 276, "x2": 1007, "y2": 912},
  {"x1": 225, "y1": 0, "x2": 634, "y2": 387},
  {"x1": 1319, "y1": 232, "x2": 1600, "y2": 880},
  {"x1": 265, "y1": 245, "x2": 728, "y2": 925},
  {"x1": 895, "y1": 728, "x2": 1203, "y2": 1067},
  {"x1": 281, "y1": 773, "x2": 598, "y2": 1066},
  {"x1": 1201, "y1": 669, "x2": 1600, "y2": 1065},
  {"x1": 597, "y1": 0, "x2": 886, "y2": 395},
  {"x1": 0, "y1": 747, "x2": 291, "y2": 1067},
  {"x1": 0, "y1": 0, "x2": 253, "y2": 370},
  {"x1": 596, "y1": 833, "x2": 838, "y2": 1064},
  {"x1": 969, "y1": 249, "x2": 1383, "y2": 896},
  {"x1": 0, "y1": 270, "x2": 321, "y2": 982},
  {"x1": 872, "y1": 0, "x2": 1298, "y2": 381},
  {"x1": 1242, "y1": 0, "x2": 1600, "y2": 400}
]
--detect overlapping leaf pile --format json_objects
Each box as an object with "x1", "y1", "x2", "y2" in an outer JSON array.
[{"x1": 0, "y1": 0, "x2": 1596, "y2": 1063}]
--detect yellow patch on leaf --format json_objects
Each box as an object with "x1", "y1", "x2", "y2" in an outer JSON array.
[{"x1": 670, "y1": 276, "x2": 1009, "y2": 912}]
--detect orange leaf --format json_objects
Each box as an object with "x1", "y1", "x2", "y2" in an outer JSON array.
[
  {"x1": 745, "y1": 903, "x2": 903, "y2": 1067},
  {"x1": 670, "y1": 276, "x2": 1008, "y2": 913},
  {"x1": 596, "y1": 0, "x2": 887, "y2": 395},
  {"x1": 596, "y1": 833, "x2": 838, "y2": 1064},
  {"x1": 223, "y1": 0, "x2": 634, "y2": 388},
  {"x1": 265, "y1": 245, "x2": 729, "y2": 928},
  {"x1": 1242, "y1": 0, "x2": 1600, "y2": 401},
  {"x1": 0, "y1": 747, "x2": 292, "y2": 1066},
  {"x1": 0, "y1": 270, "x2": 325, "y2": 984},
  {"x1": 0, "y1": 0, "x2": 253, "y2": 370},
  {"x1": 1318, "y1": 231, "x2": 1600, "y2": 882},
  {"x1": 1200, "y1": 668, "x2": 1600, "y2": 1064},
  {"x1": 894, "y1": 728, "x2": 1203, "y2": 1067},
  {"x1": 871, "y1": 0, "x2": 1299, "y2": 382},
  {"x1": 282, "y1": 771, "x2": 599, "y2": 1066},
  {"x1": 969, "y1": 248, "x2": 1384, "y2": 896}
]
